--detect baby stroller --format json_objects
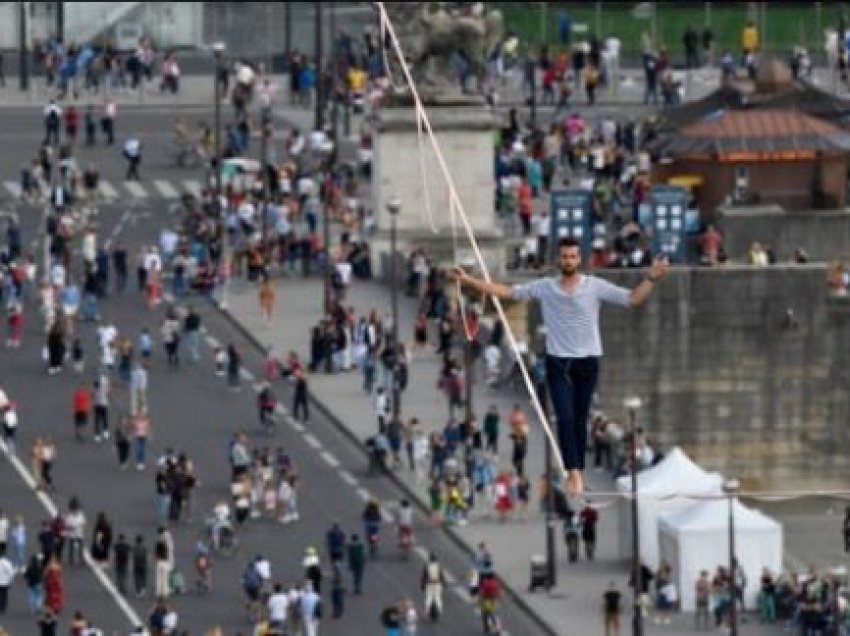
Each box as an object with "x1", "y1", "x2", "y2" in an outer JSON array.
[
  {"x1": 194, "y1": 551, "x2": 212, "y2": 594},
  {"x1": 366, "y1": 433, "x2": 390, "y2": 474},
  {"x1": 207, "y1": 515, "x2": 237, "y2": 557}
]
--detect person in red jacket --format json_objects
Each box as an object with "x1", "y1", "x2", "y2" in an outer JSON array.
[
  {"x1": 478, "y1": 571, "x2": 502, "y2": 633},
  {"x1": 64, "y1": 105, "x2": 79, "y2": 143},
  {"x1": 72, "y1": 383, "x2": 91, "y2": 441}
]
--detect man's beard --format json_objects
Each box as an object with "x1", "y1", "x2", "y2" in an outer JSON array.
[{"x1": 560, "y1": 264, "x2": 578, "y2": 276}]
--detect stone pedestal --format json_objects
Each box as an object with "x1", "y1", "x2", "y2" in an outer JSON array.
[{"x1": 371, "y1": 101, "x2": 505, "y2": 278}]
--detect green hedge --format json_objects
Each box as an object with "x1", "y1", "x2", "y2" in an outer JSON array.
[{"x1": 495, "y1": 2, "x2": 849, "y2": 62}]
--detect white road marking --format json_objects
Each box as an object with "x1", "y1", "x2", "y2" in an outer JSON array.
[
  {"x1": 240, "y1": 368, "x2": 254, "y2": 382},
  {"x1": 381, "y1": 507, "x2": 394, "y2": 524},
  {"x1": 303, "y1": 433, "x2": 321, "y2": 449},
  {"x1": 320, "y1": 450, "x2": 340, "y2": 468},
  {"x1": 0, "y1": 440, "x2": 143, "y2": 626},
  {"x1": 274, "y1": 404, "x2": 289, "y2": 416},
  {"x1": 99, "y1": 180, "x2": 119, "y2": 199},
  {"x1": 124, "y1": 181, "x2": 149, "y2": 198},
  {"x1": 153, "y1": 179, "x2": 180, "y2": 198},
  {"x1": 339, "y1": 470, "x2": 358, "y2": 486},
  {"x1": 183, "y1": 179, "x2": 202, "y2": 197},
  {"x1": 204, "y1": 335, "x2": 219, "y2": 349},
  {"x1": 413, "y1": 545, "x2": 429, "y2": 562},
  {"x1": 355, "y1": 487, "x2": 371, "y2": 501},
  {"x1": 452, "y1": 585, "x2": 470, "y2": 601},
  {"x1": 288, "y1": 418, "x2": 305, "y2": 433},
  {"x1": 3, "y1": 181, "x2": 21, "y2": 198}
]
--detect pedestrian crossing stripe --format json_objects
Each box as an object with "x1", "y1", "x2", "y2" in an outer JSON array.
[
  {"x1": 123, "y1": 181, "x2": 148, "y2": 198},
  {"x1": 99, "y1": 181, "x2": 119, "y2": 199},
  {"x1": 3, "y1": 181, "x2": 20, "y2": 198},
  {"x1": 183, "y1": 179, "x2": 202, "y2": 197},
  {"x1": 153, "y1": 179, "x2": 180, "y2": 198},
  {"x1": 4, "y1": 178, "x2": 203, "y2": 201}
]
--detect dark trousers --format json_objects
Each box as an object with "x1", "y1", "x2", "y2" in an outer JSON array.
[
  {"x1": 350, "y1": 566, "x2": 363, "y2": 594},
  {"x1": 102, "y1": 118, "x2": 114, "y2": 144},
  {"x1": 94, "y1": 405, "x2": 108, "y2": 436},
  {"x1": 115, "y1": 566, "x2": 128, "y2": 594},
  {"x1": 293, "y1": 391, "x2": 309, "y2": 421},
  {"x1": 0, "y1": 585, "x2": 7, "y2": 613},
  {"x1": 134, "y1": 568, "x2": 147, "y2": 594},
  {"x1": 126, "y1": 156, "x2": 140, "y2": 180},
  {"x1": 545, "y1": 355, "x2": 599, "y2": 470}
]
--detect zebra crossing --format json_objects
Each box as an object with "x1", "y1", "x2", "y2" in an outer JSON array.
[{"x1": 2, "y1": 178, "x2": 205, "y2": 202}]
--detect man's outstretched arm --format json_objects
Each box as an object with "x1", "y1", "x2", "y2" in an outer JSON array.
[{"x1": 447, "y1": 266, "x2": 515, "y2": 300}]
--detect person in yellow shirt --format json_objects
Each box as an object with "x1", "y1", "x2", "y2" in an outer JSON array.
[
  {"x1": 742, "y1": 20, "x2": 759, "y2": 55},
  {"x1": 347, "y1": 66, "x2": 367, "y2": 95}
]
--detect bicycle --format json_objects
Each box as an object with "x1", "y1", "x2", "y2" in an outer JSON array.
[
  {"x1": 258, "y1": 388, "x2": 277, "y2": 437},
  {"x1": 480, "y1": 599, "x2": 503, "y2": 634},
  {"x1": 169, "y1": 139, "x2": 204, "y2": 168}
]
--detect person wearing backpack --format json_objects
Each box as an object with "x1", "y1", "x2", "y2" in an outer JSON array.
[
  {"x1": 242, "y1": 557, "x2": 262, "y2": 622},
  {"x1": 421, "y1": 552, "x2": 445, "y2": 621},
  {"x1": 381, "y1": 601, "x2": 402, "y2": 636},
  {"x1": 148, "y1": 597, "x2": 168, "y2": 636}
]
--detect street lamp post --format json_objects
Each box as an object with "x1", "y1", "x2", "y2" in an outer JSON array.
[
  {"x1": 723, "y1": 478, "x2": 741, "y2": 636},
  {"x1": 459, "y1": 258, "x2": 476, "y2": 427},
  {"x1": 387, "y1": 196, "x2": 402, "y2": 425},
  {"x1": 624, "y1": 395, "x2": 644, "y2": 636},
  {"x1": 317, "y1": 139, "x2": 335, "y2": 319},
  {"x1": 314, "y1": 2, "x2": 324, "y2": 132},
  {"x1": 212, "y1": 41, "x2": 227, "y2": 309},
  {"x1": 259, "y1": 120, "x2": 271, "y2": 265},
  {"x1": 19, "y1": 2, "x2": 28, "y2": 91}
]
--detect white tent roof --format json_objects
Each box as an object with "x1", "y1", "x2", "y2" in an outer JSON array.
[
  {"x1": 659, "y1": 498, "x2": 782, "y2": 534},
  {"x1": 615, "y1": 446, "x2": 723, "y2": 495}
]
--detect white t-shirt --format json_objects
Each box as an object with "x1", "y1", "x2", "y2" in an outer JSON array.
[
  {"x1": 143, "y1": 252, "x2": 162, "y2": 273},
  {"x1": 335, "y1": 261, "x2": 352, "y2": 285},
  {"x1": 123, "y1": 139, "x2": 141, "y2": 157},
  {"x1": 238, "y1": 201, "x2": 256, "y2": 224},
  {"x1": 535, "y1": 214, "x2": 551, "y2": 238},
  {"x1": 65, "y1": 510, "x2": 86, "y2": 539},
  {"x1": 159, "y1": 230, "x2": 179, "y2": 256},
  {"x1": 255, "y1": 558, "x2": 271, "y2": 581},
  {"x1": 268, "y1": 592, "x2": 289, "y2": 621}
]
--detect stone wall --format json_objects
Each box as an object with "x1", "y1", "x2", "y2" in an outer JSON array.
[
  {"x1": 518, "y1": 265, "x2": 850, "y2": 488},
  {"x1": 718, "y1": 205, "x2": 850, "y2": 262}
]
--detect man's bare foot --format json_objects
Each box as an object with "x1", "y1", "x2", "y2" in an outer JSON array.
[{"x1": 565, "y1": 470, "x2": 584, "y2": 497}]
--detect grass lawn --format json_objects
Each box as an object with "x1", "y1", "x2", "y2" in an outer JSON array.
[{"x1": 497, "y1": 2, "x2": 850, "y2": 64}]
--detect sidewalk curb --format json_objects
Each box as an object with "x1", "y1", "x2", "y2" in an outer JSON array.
[{"x1": 214, "y1": 298, "x2": 560, "y2": 636}]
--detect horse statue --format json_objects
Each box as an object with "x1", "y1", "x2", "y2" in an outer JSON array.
[{"x1": 385, "y1": 2, "x2": 504, "y2": 100}]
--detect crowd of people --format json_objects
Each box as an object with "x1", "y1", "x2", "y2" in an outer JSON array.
[
  {"x1": 2, "y1": 8, "x2": 850, "y2": 635},
  {"x1": 31, "y1": 35, "x2": 182, "y2": 99}
]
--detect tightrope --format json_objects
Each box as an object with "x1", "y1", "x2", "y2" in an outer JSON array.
[{"x1": 374, "y1": 2, "x2": 569, "y2": 477}]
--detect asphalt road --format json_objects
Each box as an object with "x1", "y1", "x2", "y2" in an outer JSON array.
[
  {"x1": 0, "y1": 106, "x2": 542, "y2": 634},
  {"x1": 1, "y1": 98, "x2": 848, "y2": 634}
]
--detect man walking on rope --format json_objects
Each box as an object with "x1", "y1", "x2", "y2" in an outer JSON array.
[{"x1": 450, "y1": 237, "x2": 668, "y2": 495}]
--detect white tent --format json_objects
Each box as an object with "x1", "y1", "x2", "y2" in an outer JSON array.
[
  {"x1": 616, "y1": 447, "x2": 723, "y2": 569},
  {"x1": 658, "y1": 498, "x2": 783, "y2": 611}
]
